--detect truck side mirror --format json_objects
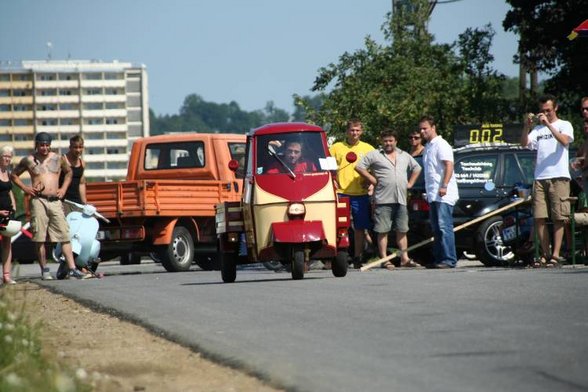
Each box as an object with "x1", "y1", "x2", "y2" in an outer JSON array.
[{"x1": 228, "y1": 159, "x2": 239, "y2": 172}]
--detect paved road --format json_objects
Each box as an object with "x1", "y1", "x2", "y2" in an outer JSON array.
[{"x1": 14, "y1": 260, "x2": 588, "y2": 392}]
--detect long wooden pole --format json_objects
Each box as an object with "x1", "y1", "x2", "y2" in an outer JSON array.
[{"x1": 360, "y1": 196, "x2": 530, "y2": 271}]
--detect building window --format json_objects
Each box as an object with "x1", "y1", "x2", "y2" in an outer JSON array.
[
  {"x1": 85, "y1": 118, "x2": 104, "y2": 125},
  {"x1": 37, "y1": 73, "x2": 56, "y2": 81},
  {"x1": 105, "y1": 102, "x2": 125, "y2": 110},
  {"x1": 14, "y1": 119, "x2": 32, "y2": 126},
  {"x1": 0, "y1": 105, "x2": 9, "y2": 112},
  {"x1": 13, "y1": 90, "x2": 29, "y2": 97},
  {"x1": 106, "y1": 162, "x2": 127, "y2": 169},
  {"x1": 38, "y1": 89, "x2": 57, "y2": 96},
  {"x1": 84, "y1": 102, "x2": 103, "y2": 110},
  {"x1": 58, "y1": 73, "x2": 76, "y2": 81},
  {"x1": 59, "y1": 103, "x2": 77, "y2": 110},
  {"x1": 83, "y1": 73, "x2": 102, "y2": 80},
  {"x1": 0, "y1": 120, "x2": 11, "y2": 127},
  {"x1": 0, "y1": 134, "x2": 11, "y2": 141},
  {"x1": 104, "y1": 72, "x2": 122, "y2": 80},
  {"x1": 85, "y1": 88, "x2": 102, "y2": 95},
  {"x1": 59, "y1": 89, "x2": 73, "y2": 96},
  {"x1": 14, "y1": 104, "x2": 32, "y2": 111},
  {"x1": 39, "y1": 104, "x2": 57, "y2": 111},
  {"x1": 87, "y1": 147, "x2": 105, "y2": 155},
  {"x1": 39, "y1": 119, "x2": 58, "y2": 126},
  {"x1": 0, "y1": 74, "x2": 9, "y2": 81},
  {"x1": 85, "y1": 132, "x2": 105, "y2": 140},
  {"x1": 87, "y1": 162, "x2": 104, "y2": 169},
  {"x1": 14, "y1": 134, "x2": 33, "y2": 142}
]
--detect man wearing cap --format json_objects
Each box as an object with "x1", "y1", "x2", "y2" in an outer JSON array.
[{"x1": 10, "y1": 132, "x2": 90, "y2": 280}]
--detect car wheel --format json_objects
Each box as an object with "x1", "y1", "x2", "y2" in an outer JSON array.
[
  {"x1": 157, "y1": 226, "x2": 194, "y2": 272},
  {"x1": 475, "y1": 216, "x2": 514, "y2": 267}
]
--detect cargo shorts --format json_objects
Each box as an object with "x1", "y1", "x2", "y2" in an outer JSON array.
[
  {"x1": 532, "y1": 178, "x2": 570, "y2": 222},
  {"x1": 30, "y1": 197, "x2": 71, "y2": 242}
]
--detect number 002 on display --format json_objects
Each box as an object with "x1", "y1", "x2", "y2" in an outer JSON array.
[{"x1": 469, "y1": 128, "x2": 503, "y2": 144}]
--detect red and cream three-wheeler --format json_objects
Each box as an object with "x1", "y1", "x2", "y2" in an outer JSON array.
[{"x1": 215, "y1": 122, "x2": 352, "y2": 282}]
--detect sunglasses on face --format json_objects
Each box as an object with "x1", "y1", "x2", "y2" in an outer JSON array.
[
  {"x1": 408, "y1": 136, "x2": 421, "y2": 140},
  {"x1": 582, "y1": 107, "x2": 588, "y2": 111}
]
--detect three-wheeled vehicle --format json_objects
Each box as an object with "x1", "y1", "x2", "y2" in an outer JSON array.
[{"x1": 215, "y1": 122, "x2": 353, "y2": 282}]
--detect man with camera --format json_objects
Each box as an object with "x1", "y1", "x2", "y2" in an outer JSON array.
[{"x1": 520, "y1": 94, "x2": 574, "y2": 267}]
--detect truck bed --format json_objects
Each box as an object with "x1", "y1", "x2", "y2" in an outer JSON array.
[{"x1": 87, "y1": 179, "x2": 240, "y2": 219}]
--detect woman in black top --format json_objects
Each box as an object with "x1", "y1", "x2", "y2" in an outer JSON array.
[{"x1": 0, "y1": 145, "x2": 17, "y2": 284}]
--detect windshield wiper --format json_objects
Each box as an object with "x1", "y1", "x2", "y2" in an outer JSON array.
[{"x1": 267, "y1": 145, "x2": 296, "y2": 179}]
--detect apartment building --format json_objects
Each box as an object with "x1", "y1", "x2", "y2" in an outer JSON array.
[{"x1": 0, "y1": 60, "x2": 149, "y2": 181}]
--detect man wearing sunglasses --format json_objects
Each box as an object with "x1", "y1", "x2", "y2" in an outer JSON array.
[
  {"x1": 11, "y1": 132, "x2": 90, "y2": 280},
  {"x1": 521, "y1": 94, "x2": 574, "y2": 268}
]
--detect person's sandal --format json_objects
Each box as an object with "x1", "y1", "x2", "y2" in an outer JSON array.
[
  {"x1": 545, "y1": 258, "x2": 563, "y2": 268},
  {"x1": 400, "y1": 259, "x2": 421, "y2": 268},
  {"x1": 381, "y1": 261, "x2": 395, "y2": 270},
  {"x1": 530, "y1": 257, "x2": 547, "y2": 268}
]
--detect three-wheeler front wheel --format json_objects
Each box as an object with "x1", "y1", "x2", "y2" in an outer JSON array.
[
  {"x1": 291, "y1": 250, "x2": 305, "y2": 280},
  {"x1": 332, "y1": 251, "x2": 349, "y2": 277}
]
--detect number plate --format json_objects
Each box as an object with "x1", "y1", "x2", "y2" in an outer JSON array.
[
  {"x1": 96, "y1": 231, "x2": 105, "y2": 240},
  {"x1": 501, "y1": 226, "x2": 516, "y2": 242}
]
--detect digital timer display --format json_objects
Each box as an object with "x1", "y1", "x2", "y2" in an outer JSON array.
[{"x1": 453, "y1": 123, "x2": 521, "y2": 147}]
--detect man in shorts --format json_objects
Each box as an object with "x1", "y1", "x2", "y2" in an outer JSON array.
[
  {"x1": 355, "y1": 129, "x2": 421, "y2": 269},
  {"x1": 521, "y1": 94, "x2": 574, "y2": 267},
  {"x1": 11, "y1": 132, "x2": 90, "y2": 280},
  {"x1": 329, "y1": 119, "x2": 375, "y2": 268}
]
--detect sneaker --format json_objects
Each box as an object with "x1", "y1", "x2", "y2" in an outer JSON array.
[
  {"x1": 353, "y1": 256, "x2": 363, "y2": 269},
  {"x1": 41, "y1": 267, "x2": 54, "y2": 281},
  {"x1": 3, "y1": 278, "x2": 16, "y2": 285},
  {"x1": 67, "y1": 269, "x2": 92, "y2": 280}
]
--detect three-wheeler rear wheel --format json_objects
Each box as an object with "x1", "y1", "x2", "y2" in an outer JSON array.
[
  {"x1": 332, "y1": 251, "x2": 349, "y2": 277},
  {"x1": 220, "y1": 250, "x2": 237, "y2": 283}
]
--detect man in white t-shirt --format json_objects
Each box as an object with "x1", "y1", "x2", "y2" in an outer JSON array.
[
  {"x1": 521, "y1": 94, "x2": 574, "y2": 267},
  {"x1": 419, "y1": 115, "x2": 459, "y2": 268}
]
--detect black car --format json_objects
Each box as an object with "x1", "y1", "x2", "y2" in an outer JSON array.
[{"x1": 407, "y1": 143, "x2": 539, "y2": 266}]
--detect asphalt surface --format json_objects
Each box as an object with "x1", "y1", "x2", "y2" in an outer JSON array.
[{"x1": 12, "y1": 259, "x2": 588, "y2": 392}]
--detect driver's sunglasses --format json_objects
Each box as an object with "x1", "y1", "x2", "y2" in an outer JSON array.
[
  {"x1": 38, "y1": 143, "x2": 51, "y2": 147},
  {"x1": 408, "y1": 136, "x2": 421, "y2": 140}
]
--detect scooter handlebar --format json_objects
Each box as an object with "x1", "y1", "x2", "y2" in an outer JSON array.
[{"x1": 63, "y1": 199, "x2": 111, "y2": 224}]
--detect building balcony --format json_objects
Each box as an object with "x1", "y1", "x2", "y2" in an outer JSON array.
[
  {"x1": 0, "y1": 96, "x2": 34, "y2": 104},
  {"x1": 35, "y1": 80, "x2": 79, "y2": 89},
  {"x1": 81, "y1": 95, "x2": 126, "y2": 103},
  {"x1": 35, "y1": 95, "x2": 80, "y2": 104},
  {"x1": 80, "y1": 80, "x2": 125, "y2": 88},
  {"x1": 80, "y1": 109, "x2": 127, "y2": 118},
  {"x1": 36, "y1": 110, "x2": 79, "y2": 119},
  {"x1": 0, "y1": 111, "x2": 34, "y2": 119},
  {"x1": 0, "y1": 81, "x2": 34, "y2": 89}
]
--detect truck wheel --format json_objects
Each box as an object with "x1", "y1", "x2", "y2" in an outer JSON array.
[
  {"x1": 332, "y1": 251, "x2": 348, "y2": 277},
  {"x1": 120, "y1": 252, "x2": 141, "y2": 265},
  {"x1": 475, "y1": 216, "x2": 514, "y2": 267},
  {"x1": 291, "y1": 250, "x2": 305, "y2": 280},
  {"x1": 158, "y1": 226, "x2": 194, "y2": 272},
  {"x1": 220, "y1": 251, "x2": 237, "y2": 283}
]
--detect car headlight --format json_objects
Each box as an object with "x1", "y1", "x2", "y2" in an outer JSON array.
[{"x1": 287, "y1": 202, "x2": 306, "y2": 219}]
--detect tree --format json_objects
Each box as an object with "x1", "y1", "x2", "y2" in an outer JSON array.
[
  {"x1": 296, "y1": 0, "x2": 506, "y2": 149},
  {"x1": 503, "y1": 0, "x2": 588, "y2": 118}
]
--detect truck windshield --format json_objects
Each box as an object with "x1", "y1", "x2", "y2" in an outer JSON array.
[{"x1": 256, "y1": 132, "x2": 327, "y2": 175}]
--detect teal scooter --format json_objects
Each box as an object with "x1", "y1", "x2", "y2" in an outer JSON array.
[{"x1": 54, "y1": 200, "x2": 110, "y2": 279}]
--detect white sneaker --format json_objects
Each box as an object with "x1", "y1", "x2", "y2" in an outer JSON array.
[
  {"x1": 2, "y1": 278, "x2": 16, "y2": 285},
  {"x1": 41, "y1": 271, "x2": 54, "y2": 280}
]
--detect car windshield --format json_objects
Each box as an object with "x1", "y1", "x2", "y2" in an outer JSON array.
[{"x1": 255, "y1": 132, "x2": 329, "y2": 175}]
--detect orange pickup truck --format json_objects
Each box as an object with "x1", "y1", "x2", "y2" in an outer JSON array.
[{"x1": 86, "y1": 133, "x2": 246, "y2": 272}]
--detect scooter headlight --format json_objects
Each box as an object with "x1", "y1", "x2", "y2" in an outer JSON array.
[{"x1": 287, "y1": 202, "x2": 306, "y2": 220}]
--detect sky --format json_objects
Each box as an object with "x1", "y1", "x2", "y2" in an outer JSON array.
[{"x1": 0, "y1": 0, "x2": 519, "y2": 116}]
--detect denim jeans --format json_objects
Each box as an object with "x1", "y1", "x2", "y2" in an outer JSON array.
[{"x1": 429, "y1": 202, "x2": 457, "y2": 267}]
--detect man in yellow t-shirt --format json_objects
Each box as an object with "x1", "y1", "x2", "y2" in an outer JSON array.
[{"x1": 329, "y1": 119, "x2": 375, "y2": 268}]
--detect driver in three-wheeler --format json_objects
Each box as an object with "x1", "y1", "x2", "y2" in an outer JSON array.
[{"x1": 215, "y1": 122, "x2": 353, "y2": 282}]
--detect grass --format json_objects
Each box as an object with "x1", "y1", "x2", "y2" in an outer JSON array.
[{"x1": 0, "y1": 285, "x2": 91, "y2": 392}]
